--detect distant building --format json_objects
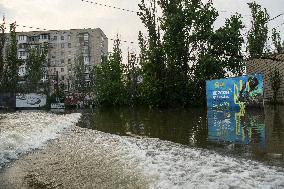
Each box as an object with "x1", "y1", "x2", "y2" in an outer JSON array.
[
  {"x1": 246, "y1": 54, "x2": 284, "y2": 103},
  {"x1": 14, "y1": 28, "x2": 108, "y2": 93}
]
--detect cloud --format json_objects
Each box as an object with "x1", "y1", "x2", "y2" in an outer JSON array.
[{"x1": 0, "y1": 0, "x2": 283, "y2": 56}]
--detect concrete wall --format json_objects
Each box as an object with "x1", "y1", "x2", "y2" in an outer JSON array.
[{"x1": 246, "y1": 54, "x2": 284, "y2": 103}]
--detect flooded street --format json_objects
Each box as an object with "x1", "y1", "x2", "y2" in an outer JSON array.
[
  {"x1": 0, "y1": 106, "x2": 284, "y2": 188},
  {"x1": 79, "y1": 106, "x2": 284, "y2": 167}
]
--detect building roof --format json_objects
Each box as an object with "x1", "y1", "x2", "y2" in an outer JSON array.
[{"x1": 248, "y1": 53, "x2": 284, "y2": 62}]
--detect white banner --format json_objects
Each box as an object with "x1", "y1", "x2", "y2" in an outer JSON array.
[{"x1": 16, "y1": 93, "x2": 47, "y2": 108}]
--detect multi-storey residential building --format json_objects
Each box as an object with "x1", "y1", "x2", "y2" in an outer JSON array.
[{"x1": 16, "y1": 28, "x2": 108, "y2": 93}]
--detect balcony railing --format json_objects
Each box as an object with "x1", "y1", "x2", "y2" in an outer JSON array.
[{"x1": 18, "y1": 38, "x2": 28, "y2": 44}]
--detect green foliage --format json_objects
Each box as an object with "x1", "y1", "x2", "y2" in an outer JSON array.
[
  {"x1": 247, "y1": 1, "x2": 270, "y2": 58},
  {"x1": 137, "y1": 0, "x2": 245, "y2": 107},
  {"x1": 125, "y1": 51, "x2": 141, "y2": 105},
  {"x1": 138, "y1": 0, "x2": 166, "y2": 107},
  {"x1": 272, "y1": 28, "x2": 283, "y2": 53},
  {"x1": 158, "y1": 0, "x2": 190, "y2": 106},
  {"x1": 0, "y1": 21, "x2": 5, "y2": 92},
  {"x1": 3, "y1": 23, "x2": 21, "y2": 93},
  {"x1": 73, "y1": 55, "x2": 89, "y2": 93},
  {"x1": 211, "y1": 14, "x2": 245, "y2": 76},
  {"x1": 269, "y1": 68, "x2": 282, "y2": 104},
  {"x1": 25, "y1": 44, "x2": 48, "y2": 93},
  {"x1": 93, "y1": 0, "x2": 274, "y2": 108},
  {"x1": 93, "y1": 37, "x2": 127, "y2": 106}
]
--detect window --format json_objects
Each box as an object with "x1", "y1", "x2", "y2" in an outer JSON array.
[
  {"x1": 83, "y1": 33, "x2": 89, "y2": 41},
  {"x1": 19, "y1": 51, "x2": 26, "y2": 56},
  {"x1": 18, "y1": 35, "x2": 26, "y2": 41},
  {"x1": 53, "y1": 36, "x2": 57, "y2": 40},
  {"x1": 68, "y1": 43, "x2": 71, "y2": 48},
  {"x1": 85, "y1": 65, "x2": 89, "y2": 72},
  {"x1": 61, "y1": 51, "x2": 64, "y2": 56},
  {"x1": 61, "y1": 59, "x2": 65, "y2": 64},
  {"x1": 30, "y1": 36, "x2": 38, "y2": 42},
  {"x1": 68, "y1": 59, "x2": 71, "y2": 64},
  {"x1": 41, "y1": 34, "x2": 49, "y2": 40},
  {"x1": 84, "y1": 56, "x2": 89, "y2": 63},
  {"x1": 68, "y1": 35, "x2": 71, "y2": 40},
  {"x1": 61, "y1": 43, "x2": 64, "y2": 48},
  {"x1": 61, "y1": 68, "x2": 64, "y2": 72},
  {"x1": 62, "y1": 75, "x2": 65, "y2": 80},
  {"x1": 61, "y1": 36, "x2": 64, "y2": 40},
  {"x1": 54, "y1": 68, "x2": 56, "y2": 72}
]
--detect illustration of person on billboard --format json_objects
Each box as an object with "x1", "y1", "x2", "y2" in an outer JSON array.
[{"x1": 238, "y1": 76, "x2": 263, "y2": 106}]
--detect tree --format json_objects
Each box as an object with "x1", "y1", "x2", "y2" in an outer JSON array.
[
  {"x1": 247, "y1": 1, "x2": 270, "y2": 58},
  {"x1": 269, "y1": 68, "x2": 282, "y2": 104},
  {"x1": 210, "y1": 14, "x2": 245, "y2": 76},
  {"x1": 93, "y1": 37, "x2": 126, "y2": 106},
  {"x1": 272, "y1": 28, "x2": 283, "y2": 53},
  {"x1": 0, "y1": 19, "x2": 5, "y2": 92},
  {"x1": 184, "y1": 0, "x2": 220, "y2": 105},
  {"x1": 138, "y1": 0, "x2": 166, "y2": 107},
  {"x1": 73, "y1": 55, "x2": 88, "y2": 93},
  {"x1": 158, "y1": 0, "x2": 190, "y2": 106},
  {"x1": 25, "y1": 44, "x2": 48, "y2": 93},
  {"x1": 3, "y1": 23, "x2": 20, "y2": 93},
  {"x1": 126, "y1": 50, "x2": 141, "y2": 105},
  {"x1": 137, "y1": 0, "x2": 246, "y2": 106}
]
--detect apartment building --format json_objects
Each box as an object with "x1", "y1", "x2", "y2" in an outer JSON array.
[{"x1": 16, "y1": 28, "x2": 108, "y2": 93}]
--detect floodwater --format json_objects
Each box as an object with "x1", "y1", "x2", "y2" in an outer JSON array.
[
  {"x1": 0, "y1": 107, "x2": 284, "y2": 188},
  {"x1": 79, "y1": 106, "x2": 284, "y2": 167}
]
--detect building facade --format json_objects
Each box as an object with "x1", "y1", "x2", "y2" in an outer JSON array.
[
  {"x1": 16, "y1": 28, "x2": 108, "y2": 93},
  {"x1": 246, "y1": 54, "x2": 284, "y2": 103}
]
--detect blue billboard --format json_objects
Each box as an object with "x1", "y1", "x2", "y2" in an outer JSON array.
[{"x1": 206, "y1": 74, "x2": 264, "y2": 110}]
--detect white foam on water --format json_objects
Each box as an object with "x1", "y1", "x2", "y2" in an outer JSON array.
[
  {"x1": 112, "y1": 135, "x2": 284, "y2": 189},
  {"x1": 1, "y1": 112, "x2": 283, "y2": 189},
  {"x1": 0, "y1": 112, "x2": 81, "y2": 167}
]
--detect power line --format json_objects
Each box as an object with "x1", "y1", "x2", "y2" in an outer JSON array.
[
  {"x1": 15, "y1": 24, "x2": 47, "y2": 31},
  {"x1": 269, "y1": 13, "x2": 284, "y2": 22},
  {"x1": 4, "y1": 22, "x2": 136, "y2": 45},
  {"x1": 80, "y1": 0, "x2": 139, "y2": 14}
]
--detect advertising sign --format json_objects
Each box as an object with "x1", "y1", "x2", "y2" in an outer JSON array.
[
  {"x1": 16, "y1": 93, "x2": 47, "y2": 108},
  {"x1": 206, "y1": 74, "x2": 264, "y2": 110}
]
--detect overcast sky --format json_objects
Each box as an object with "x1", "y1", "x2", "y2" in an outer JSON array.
[{"x1": 0, "y1": 0, "x2": 283, "y2": 58}]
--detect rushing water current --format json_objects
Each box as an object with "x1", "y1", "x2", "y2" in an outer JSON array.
[{"x1": 0, "y1": 107, "x2": 284, "y2": 188}]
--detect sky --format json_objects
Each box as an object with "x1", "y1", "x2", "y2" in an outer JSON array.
[{"x1": 0, "y1": 0, "x2": 283, "y2": 58}]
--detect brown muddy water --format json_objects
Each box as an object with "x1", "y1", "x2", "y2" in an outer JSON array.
[
  {"x1": 0, "y1": 106, "x2": 284, "y2": 188},
  {"x1": 79, "y1": 106, "x2": 284, "y2": 167}
]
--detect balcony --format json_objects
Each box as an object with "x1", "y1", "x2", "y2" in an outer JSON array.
[
  {"x1": 84, "y1": 74, "x2": 90, "y2": 82},
  {"x1": 18, "y1": 65, "x2": 26, "y2": 77},
  {"x1": 83, "y1": 57, "x2": 90, "y2": 65},
  {"x1": 83, "y1": 46, "x2": 89, "y2": 53},
  {"x1": 29, "y1": 36, "x2": 40, "y2": 44},
  {"x1": 18, "y1": 51, "x2": 27, "y2": 60},
  {"x1": 18, "y1": 35, "x2": 28, "y2": 44},
  {"x1": 84, "y1": 68, "x2": 90, "y2": 74},
  {"x1": 18, "y1": 55, "x2": 27, "y2": 60},
  {"x1": 83, "y1": 34, "x2": 89, "y2": 42},
  {"x1": 39, "y1": 34, "x2": 50, "y2": 43}
]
